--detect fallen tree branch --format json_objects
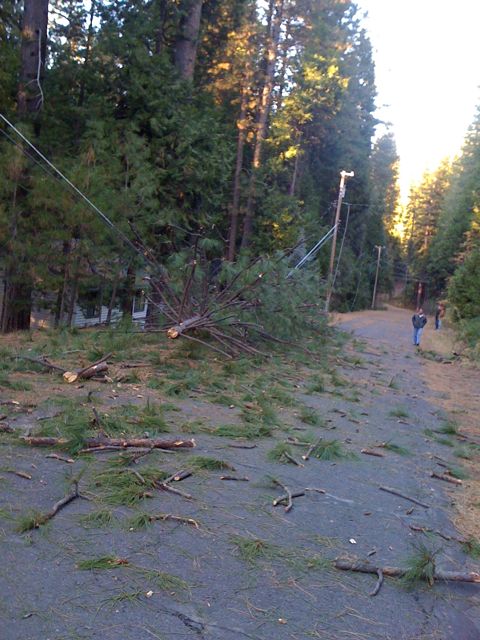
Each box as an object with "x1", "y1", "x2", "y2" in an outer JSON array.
[
  {"x1": 46, "y1": 453, "x2": 75, "y2": 464},
  {"x1": 227, "y1": 443, "x2": 257, "y2": 449},
  {"x1": 273, "y1": 490, "x2": 305, "y2": 507},
  {"x1": 8, "y1": 469, "x2": 32, "y2": 480},
  {"x1": 361, "y1": 448, "x2": 384, "y2": 458},
  {"x1": 271, "y1": 479, "x2": 305, "y2": 512},
  {"x1": 149, "y1": 513, "x2": 200, "y2": 528},
  {"x1": 163, "y1": 470, "x2": 192, "y2": 484},
  {"x1": 379, "y1": 486, "x2": 430, "y2": 508},
  {"x1": 370, "y1": 569, "x2": 384, "y2": 596},
  {"x1": 282, "y1": 451, "x2": 304, "y2": 466},
  {"x1": 430, "y1": 471, "x2": 463, "y2": 485},
  {"x1": 157, "y1": 482, "x2": 193, "y2": 500},
  {"x1": 272, "y1": 479, "x2": 293, "y2": 512},
  {"x1": 28, "y1": 482, "x2": 79, "y2": 529},
  {"x1": 302, "y1": 438, "x2": 322, "y2": 461},
  {"x1": 22, "y1": 436, "x2": 195, "y2": 450},
  {"x1": 0, "y1": 423, "x2": 14, "y2": 433},
  {"x1": 220, "y1": 475, "x2": 249, "y2": 481},
  {"x1": 15, "y1": 355, "x2": 66, "y2": 374},
  {"x1": 305, "y1": 487, "x2": 355, "y2": 505},
  {"x1": 334, "y1": 558, "x2": 480, "y2": 584},
  {"x1": 408, "y1": 523, "x2": 465, "y2": 543}
]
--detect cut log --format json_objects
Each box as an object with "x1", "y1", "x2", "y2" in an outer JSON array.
[
  {"x1": 167, "y1": 316, "x2": 202, "y2": 339},
  {"x1": 22, "y1": 436, "x2": 195, "y2": 450},
  {"x1": 63, "y1": 354, "x2": 111, "y2": 383}
]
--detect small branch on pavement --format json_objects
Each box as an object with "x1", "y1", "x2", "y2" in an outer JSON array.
[
  {"x1": 163, "y1": 470, "x2": 192, "y2": 484},
  {"x1": 361, "y1": 448, "x2": 384, "y2": 458},
  {"x1": 157, "y1": 482, "x2": 193, "y2": 500},
  {"x1": 149, "y1": 513, "x2": 200, "y2": 528},
  {"x1": 282, "y1": 451, "x2": 304, "y2": 466},
  {"x1": 430, "y1": 471, "x2": 462, "y2": 486},
  {"x1": 302, "y1": 438, "x2": 322, "y2": 461},
  {"x1": 46, "y1": 453, "x2": 75, "y2": 464},
  {"x1": 379, "y1": 486, "x2": 430, "y2": 509},
  {"x1": 8, "y1": 469, "x2": 32, "y2": 480},
  {"x1": 22, "y1": 482, "x2": 80, "y2": 530},
  {"x1": 334, "y1": 558, "x2": 480, "y2": 584},
  {"x1": 272, "y1": 479, "x2": 293, "y2": 512},
  {"x1": 369, "y1": 569, "x2": 384, "y2": 596}
]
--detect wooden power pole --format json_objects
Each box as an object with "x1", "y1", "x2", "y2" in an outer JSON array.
[{"x1": 325, "y1": 170, "x2": 354, "y2": 312}]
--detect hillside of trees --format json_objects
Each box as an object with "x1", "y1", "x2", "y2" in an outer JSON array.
[{"x1": 0, "y1": 0, "x2": 401, "y2": 333}]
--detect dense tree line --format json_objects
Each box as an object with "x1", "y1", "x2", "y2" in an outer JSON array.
[
  {"x1": 403, "y1": 104, "x2": 480, "y2": 341},
  {"x1": 0, "y1": 0, "x2": 398, "y2": 331}
]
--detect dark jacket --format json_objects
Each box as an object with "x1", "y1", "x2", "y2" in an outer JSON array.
[{"x1": 412, "y1": 313, "x2": 427, "y2": 329}]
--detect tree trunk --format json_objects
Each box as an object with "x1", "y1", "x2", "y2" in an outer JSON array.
[
  {"x1": 289, "y1": 150, "x2": 300, "y2": 197},
  {"x1": 155, "y1": 0, "x2": 168, "y2": 55},
  {"x1": 1, "y1": 173, "x2": 32, "y2": 333},
  {"x1": 241, "y1": 0, "x2": 284, "y2": 249},
  {"x1": 78, "y1": 0, "x2": 95, "y2": 108},
  {"x1": 106, "y1": 268, "x2": 122, "y2": 326},
  {"x1": 67, "y1": 265, "x2": 80, "y2": 328},
  {"x1": 120, "y1": 263, "x2": 136, "y2": 319},
  {"x1": 275, "y1": 15, "x2": 291, "y2": 112},
  {"x1": 227, "y1": 87, "x2": 249, "y2": 261},
  {"x1": 17, "y1": 0, "x2": 49, "y2": 116},
  {"x1": 174, "y1": 0, "x2": 204, "y2": 81},
  {"x1": 2, "y1": 0, "x2": 49, "y2": 333},
  {"x1": 54, "y1": 240, "x2": 71, "y2": 328}
]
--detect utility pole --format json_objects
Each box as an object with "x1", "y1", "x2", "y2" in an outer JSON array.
[
  {"x1": 371, "y1": 245, "x2": 384, "y2": 309},
  {"x1": 325, "y1": 170, "x2": 354, "y2": 312}
]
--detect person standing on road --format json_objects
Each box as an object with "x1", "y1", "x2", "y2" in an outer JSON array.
[
  {"x1": 435, "y1": 302, "x2": 445, "y2": 330},
  {"x1": 412, "y1": 307, "x2": 427, "y2": 346}
]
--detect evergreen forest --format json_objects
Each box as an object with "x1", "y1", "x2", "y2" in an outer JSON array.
[{"x1": 0, "y1": 0, "x2": 479, "y2": 349}]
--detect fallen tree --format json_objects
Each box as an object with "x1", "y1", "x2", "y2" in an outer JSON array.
[{"x1": 140, "y1": 239, "x2": 327, "y2": 358}]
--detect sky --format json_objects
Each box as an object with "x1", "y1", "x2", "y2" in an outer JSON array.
[{"x1": 355, "y1": 0, "x2": 480, "y2": 200}]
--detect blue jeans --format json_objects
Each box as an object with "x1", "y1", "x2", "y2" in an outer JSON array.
[
  {"x1": 435, "y1": 318, "x2": 441, "y2": 330},
  {"x1": 413, "y1": 327, "x2": 423, "y2": 345}
]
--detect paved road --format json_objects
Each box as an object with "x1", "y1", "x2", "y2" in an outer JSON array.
[{"x1": 1, "y1": 308, "x2": 479, "y2": 640}]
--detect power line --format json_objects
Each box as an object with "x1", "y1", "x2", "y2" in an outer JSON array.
[
  {"x1": 0, "y1": 113, "x2": 152, "y2": 266},
  {"x1": 331, "y1": 202, "x2": 351, "y2": 289}
]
